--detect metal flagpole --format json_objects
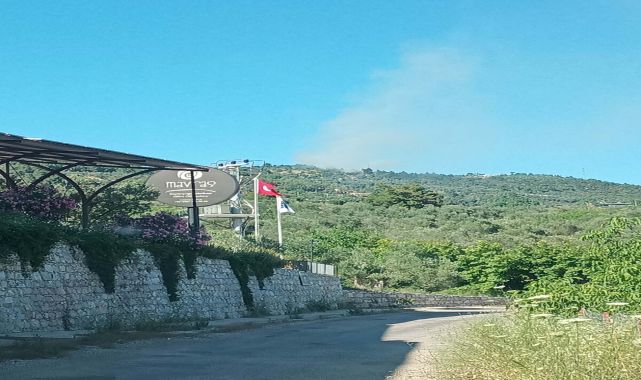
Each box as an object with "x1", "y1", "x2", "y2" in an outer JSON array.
[
  {"x1": 254, "y1": 177, "x2": 260, "y2": 242},
  {"x1": 276, "y1": 195, "x2": 283, "y2": 247}
]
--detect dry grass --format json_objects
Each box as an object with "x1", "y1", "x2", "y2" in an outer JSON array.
[{"x1": 431, "y1": 309, "x2": 641, "y2": 380}]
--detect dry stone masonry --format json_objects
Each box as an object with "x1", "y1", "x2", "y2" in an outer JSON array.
[
  {"x1": 249, "y1": 269, "x2": 343, "y2": 315},
  {"x1": 1, "y1": 245, "x2": 507, "y2": 334},
  {"x1": 343, "y1": 289, "x2": 506, "y2": 310},
  {"x1": 0, "y1": 244, "x2": 342, "y2": 333}
]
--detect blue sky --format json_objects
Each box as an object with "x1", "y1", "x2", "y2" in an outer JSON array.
[{"x1": 1, "y1": 1, "x2": 640, "y2": 184}]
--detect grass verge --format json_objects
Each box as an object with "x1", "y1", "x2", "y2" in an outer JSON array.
[{"x1": 432, "y1": 310, "x2": 641, "y2": 380}]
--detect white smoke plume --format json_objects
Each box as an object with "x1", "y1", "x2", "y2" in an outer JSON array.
[{"x1": 296, "y1": 47, "x2": 500, "y2": 172}]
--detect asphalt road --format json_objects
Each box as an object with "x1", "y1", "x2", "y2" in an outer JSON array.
[{"x1": 0, "y1": 307, "x2": 496, "y2": 380}]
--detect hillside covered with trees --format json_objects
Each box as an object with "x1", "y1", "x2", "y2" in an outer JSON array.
[
  {"x1": 259, "y1": 165, "x2": 641, "y2": 246},
  {"x1": 253, "y1": 165, "x2": 641, "y2": 296},
  {"x1": 4, "y1": 163, "x2": 641, "y2": 302}
]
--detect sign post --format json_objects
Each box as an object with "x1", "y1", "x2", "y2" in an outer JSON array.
[{"x1": 189, "y1": 170, "x2": 200, "y2": 231}]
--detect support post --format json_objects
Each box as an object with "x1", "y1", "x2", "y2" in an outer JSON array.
[
  {"x1": 229, "y1": 166, "x2": 243, "y2": 234},
  {"x1": 276, "y1": 195, "x2": 283, "y2": 248},
  {"x1": 254, "y1": 177, "x2": 260, "y2": 242},
  {"x1": 81, "y1": 198, "x2": 90, "y2": 230},
  {"x1": 189, "y1": 170, "x2": 200, "y2": 232},
  {"x1": 0, "y1": 165, "x2": 16, "y2": 189}
]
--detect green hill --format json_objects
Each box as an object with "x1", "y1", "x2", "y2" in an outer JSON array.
[
  {"x1": 10, "y1": 163, "x2": 641, "y2": 294},
  {"x1": 245, "y1": 165, "x2": 641, "y2": 292},
  {"x1": 258, "y1": 165, "x2": 641, "y2": 249}
]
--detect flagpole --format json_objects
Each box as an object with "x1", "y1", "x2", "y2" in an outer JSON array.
[
  {"x1": 276, "y1": 195, "x2": 283, "y2": 248},
  {"x1": 254, "y1": 177, "x2": 260, "y2": 242}
]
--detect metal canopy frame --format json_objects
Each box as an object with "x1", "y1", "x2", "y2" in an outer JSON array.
[{"x1": 0, "y1": 132, "x2": 209, "y2": 228}]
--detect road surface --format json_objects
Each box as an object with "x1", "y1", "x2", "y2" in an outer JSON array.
[{"x1": 0, "y1": 307, "x2": 497, "y2": 380}]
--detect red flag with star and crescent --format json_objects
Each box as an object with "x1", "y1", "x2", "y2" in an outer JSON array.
[{"x1": 257, "y1": 179, "x2": 282, "y2": 197}]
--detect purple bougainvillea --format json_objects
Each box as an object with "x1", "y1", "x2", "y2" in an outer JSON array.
[
  {"x1": 0, "y1": 186, "x2": 76, "y2": 222},
  {"x1": 135, "y1": 212, "x2": 211, "y2": 248}
]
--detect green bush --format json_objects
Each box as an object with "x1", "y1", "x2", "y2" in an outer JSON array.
[
  {"x1": 526, "y1": 217, "x2": 641, "y2": 313},
  {"x1": 0, "y1": 213, "x2": 61, "y2": 271}
]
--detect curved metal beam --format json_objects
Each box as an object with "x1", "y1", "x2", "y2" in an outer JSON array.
[
  {"x1": 27, "y1": 162, "x2": 92, "y2": 190},
  {"x1": 19, "y1": 162, "x2": 90, "y2": 227},
  {"x1": 21, "y1": 162, "x2": 86, "y2": 199},
  {"x1": 87, "y1": 168, "x2": 158, "y2": 202},
  {"x1": 22, "y1": 163, "x2": 160, "y2": 228}
]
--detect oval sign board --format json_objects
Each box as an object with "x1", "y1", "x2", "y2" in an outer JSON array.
[{"x1": 147, "y1": 169, "x2": 239, "y2": 207}]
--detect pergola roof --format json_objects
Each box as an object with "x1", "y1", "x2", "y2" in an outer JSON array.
[{"x1": 0, "y1": 132, "x2": 208, "y2": 171}]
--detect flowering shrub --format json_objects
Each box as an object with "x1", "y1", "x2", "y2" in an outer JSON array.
[
  {"x1": 0, "y1": 186, "x2": 76, "y2": 222},
  {"x1": 135, "y1": 212, "x2": 211, "y2": 248}
]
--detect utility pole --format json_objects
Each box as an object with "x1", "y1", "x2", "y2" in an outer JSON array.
[{"x1": 211, "y1": 160, "x2": 264, "y2": 242}]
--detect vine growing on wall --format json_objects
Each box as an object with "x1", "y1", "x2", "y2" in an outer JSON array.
[
  {"x1": 200, "y1": 247, "x2": 284, "y2": 310},
  {"x1": 144, "y1": 242, "x2": 182, "y2": 302},
  {"x1": 69, "y1": 230, "x2": 137, "y2": 293},
  {"x1": 0, "y1": 211, "x2": 284, "y2": 304},
  {"x1": 133, "y1": 212, "x2": 211, "y2": 300}
]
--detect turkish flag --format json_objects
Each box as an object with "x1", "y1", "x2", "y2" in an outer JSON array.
[{"x1": 257, "y1": 179, "x2": 282, "y2": 197}]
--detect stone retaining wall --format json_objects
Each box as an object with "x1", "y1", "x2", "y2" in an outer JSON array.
[
  {"x1": 0, "y1": 244, "x2": 342, "y2": 333},
  {"x1": 0, "y1": 244, "x2": 509, "y2": 334},
  {"x1": 249, "y1": 269, "x2": 343, "y2": 315},
  {"x1": 343, "y1": 289, "x2": 507, "y2": 310}
]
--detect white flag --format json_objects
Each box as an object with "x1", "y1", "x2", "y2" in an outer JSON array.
[{"x1": 278, "y1": 197, "x2": 295, "y2": 214}]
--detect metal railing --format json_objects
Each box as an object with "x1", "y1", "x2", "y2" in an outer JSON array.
[{"x1": 287, "y1": 261, "x2": 336, "y2": 276}]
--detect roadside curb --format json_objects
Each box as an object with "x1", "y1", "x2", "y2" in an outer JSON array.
[
  {"x1": 0, "y1": 330, "x2": 95, "y2": 340},
  {"x1": 0, "y1": 310, "x2": 353, "y2": 341},
  {"x1": 0, "y1": 306, "x2": 502, "y2": 342},
  {"x1": 205, "y1": 309, "x2": 351, "y2": 332}
]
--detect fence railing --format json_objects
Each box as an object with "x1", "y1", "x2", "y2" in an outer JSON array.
[{"x1": 286, "y1": 261, "x2": 336, "y2": 276}]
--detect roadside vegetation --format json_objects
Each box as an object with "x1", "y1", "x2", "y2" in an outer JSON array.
[
  {"x1": 434, "y1": 303, "x2": 641, "y2": 380},
  {"x1": 431, "y1": 217, "x2": 641, "y2": 379}
]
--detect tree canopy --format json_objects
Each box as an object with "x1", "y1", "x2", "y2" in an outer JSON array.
[{"x1": 367, "y1": 183, "x2": 444, "y2": 209}]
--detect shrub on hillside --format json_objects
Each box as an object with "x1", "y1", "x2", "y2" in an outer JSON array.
[{"x1": 367, "y1": 183, "x2": 443, "y2": 209}]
